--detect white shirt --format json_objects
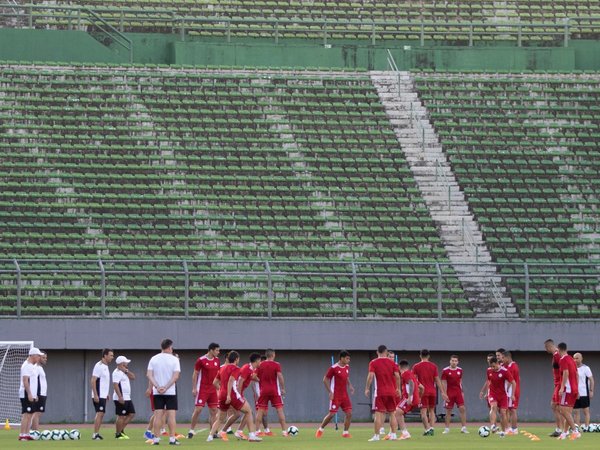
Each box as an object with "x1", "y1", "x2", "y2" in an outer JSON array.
[
  {"x1": 36, "y1": 365, "x2": 47, "y2": 396},
  {"x1": 112, "y1": 368, "x2": 131, "y2": 401},
  {"x1": 19, "y1": 360, "x2": 39, "y2": 399},
  {"x1": 577, "y1": 364, "x2": 593, "y2": 396},
  {"x1": 148, "y1": 352, "x2": 180, "y2": 395},
  {"x1": 91, "y1": 361, "x2": 111, "y2": 399}
]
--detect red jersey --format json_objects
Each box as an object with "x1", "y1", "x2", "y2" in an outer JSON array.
[
  {"x1": 559, "y1": 354, "x2": 579, "y2": 395},
  {"x1": 194, "y1": 355, "x2": 220, "y2": 392},
  {"x1": 487, "y1": 367, "x2": 514, "y2": 399},
  {"x1": 412, "y1": 360, "x2": 439, "y2": 396},
  {"x1": 256, "y1": 360, "x2": 282, "y2": 395},
  {"x1": 505, "y1": 361, "x2": 520, "y2": 398},
  {"x1": 401, "y1": 369, "x2": 420, "y2": 403},
  {"x1": 217, "y1": 364, "x2": 239, "y2": 398},
  {"x1": 325, "y1": 363, "x2": 350, "y2": 399},
  {"x1": 552, "y1": 351, "x2": 561, "y2": 386},
  {"x1": 369, "y1": 357, "x2": 399, "y2": 397},
  {"x1": 238, "y1": 363, "x2": 255, "y2": 392},
  {"x1": 441, "y1": 366, "x2": 463, "y2": 394}
]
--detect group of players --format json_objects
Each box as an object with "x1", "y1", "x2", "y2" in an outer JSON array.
[{"x1": 17, "y1": 337, "x2": 594, "y2": 444}]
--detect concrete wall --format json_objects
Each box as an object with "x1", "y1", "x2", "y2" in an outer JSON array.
[
  {"x1": 28, "y1": 349, "x2": 600, "y2": 424},
  {"x1": 2, "y1": 318, "x2": 600, "y2": 424}
]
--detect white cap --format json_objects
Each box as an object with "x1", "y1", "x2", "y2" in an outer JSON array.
[
  {"x1": 116, "y1": 356, "x2": 131, "y2": 364},
  {"x1": 28, "y1": 347, "x2": 44, "y2": 356}
]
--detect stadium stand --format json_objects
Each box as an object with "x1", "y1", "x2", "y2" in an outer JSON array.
[
  {"x1": 9, "y1": 1, "x2": 600, "y2": 41},
  {"x1": 0, "y1": 63, "x2": 469, "y2": 318},
  {"x1": 414, "y1": 72, "x2": 600, "y2": 318}
]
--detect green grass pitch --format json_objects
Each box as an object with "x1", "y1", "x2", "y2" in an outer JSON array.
[{"x1": 2, "y1": 425, "x2": 599, "y2": 449}]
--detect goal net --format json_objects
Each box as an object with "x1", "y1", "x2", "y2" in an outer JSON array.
[{"x1": 0, "y1": 341, "x2": 33, "y2": 425}]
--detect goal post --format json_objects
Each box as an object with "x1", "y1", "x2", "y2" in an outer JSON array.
[{"x1": 0, "y1": 341, "x2": 34, "y2": 425}]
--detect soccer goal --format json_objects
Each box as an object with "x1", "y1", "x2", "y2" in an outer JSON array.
[{"x1": 0, "y1": 341, "x2": 34, "y2": 425}]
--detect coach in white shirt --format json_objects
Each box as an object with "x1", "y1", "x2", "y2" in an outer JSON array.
[
  {"x1": 18, "y1": 347, "x2": 43, "y2": 441},
  {"x1": 147, "y1": 338, "x2": 181, "y2": 446},
  {"x1": 31, "y1": 352, "x2": 48, "y2": 431},
  {"x1": 90, "y1": 348, "x2": 114, "y2": 440},
  {"x1": 573, "y1": 352, "x2": 594, "y2": 429}
]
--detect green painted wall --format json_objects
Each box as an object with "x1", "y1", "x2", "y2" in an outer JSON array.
[
  {"x1": 0, "y1": 28, "x2": 597, "y2": 71},
  {"x1": 0, "y1": 29, "x2": 127, "y2": 63}
]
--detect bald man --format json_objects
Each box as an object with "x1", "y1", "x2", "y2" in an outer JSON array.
[{"x1": 573, "y1": 353, "x2": 594, "y2": 430}]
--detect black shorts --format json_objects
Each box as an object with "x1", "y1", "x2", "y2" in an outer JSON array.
[
  {"x1": 153, "y1": 395, "x2": 178, "y2": 411},
  {"x1": 114, "y1": 400, "x2": 136, "y2": 416},
  {"x1": 34, "y1": 395, "x2": 47, "y2": 413},
  {"x1": 574, "y1": 396, "x2": 590, "y2": 409},
  {"x1": 20, "y1": 397, "x2": 37, "y2": 414},
  {"x1": 93, "y1": 398, "x2": 107, "y2": 413}
]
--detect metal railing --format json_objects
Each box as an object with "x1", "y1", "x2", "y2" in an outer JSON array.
[
  {"x1": 0, "y1": 258, "x2": 598, "y2": 321},
  {"x1": 1, "y1": 4, "x2": 599, "y2": 47}
]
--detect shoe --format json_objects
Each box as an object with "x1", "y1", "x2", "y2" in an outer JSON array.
[
  {"x1": 315, "y1": 429, "x2": 323, "y2": 438},
  {"x1": 248, "y1": 436, "x2": 262, "y2": 442},
  {"x1": 461, "y1": 427, "x2": 469, "y2": 434},
  {"x1": 505, "y1": 430, "x2": 516, "y2": 436},
  {"x1": 400, "y1": 432, "x2": 411, "y2": 440},
  {"x1": 499, "y1": 432, "x2": 505, "y2": 438},
  {"x1": 549, "y1": 430, "x2": 562, "y2": 437},
  {"x1": 206, "y1": 435, "x2": 213, "y2": 442},
  {"x1": 282, "y1": 431, "x2": 289, "y2": 437},
  {"x1": 234, "y1": 431, "x2": 248, "y2": 441},
  {"x1": 368, "y1": 435, "x2": 380, "y2": 442},
  {"x1": 428, "y1": 428, "x2": 435, "y2": 436},
  {"x1": 161, "y1": 431, "x2": 169, "y2": 437},
  {"x1": 256, "y1": 432, "x2": 266, "y2": 437},
  {"x1": 379, "y1": 427, "x2": 385, "y2": 435},
  {"x1": 342, "y1": 433, "x2": 352, "y2": 438},
  {"x1": 187, "y1": 430, "x2": 195, "y2": 439},
  {"x1": 443, "y1": 428, "x2": 450, "y2": 434},
  {"x1": 169, "y1": 441, "x2": 181, "y2": 446},
  {"x1": 569, "y1": 431, "x2": 581, "y2": 441},
  {"x1": 491, "y1": 425, "x2": 498, "y2": 434},
  {"x1": 383, "y1": 434, "x2": 391, "y2": 440},
  {"x1": 145, "y1": 431, "x2": 154, "y2": 440},
  {"x1": 218, "y1": 431, "x2": 229, "y2": 442},
  {"x1": 226, "y1": 428, "x2": 234, "y2": 435},
  {"x1": 92, "y1": 434, "x2": 104, "y2": 440},
  {"x1": 264, "y1": 431, "x2": 274, "y2": 437},
  {"x1": 116, "y1": 434, "x2": 127, "y2": 440},
  {"x1": 557, "y1": 433, "x2": 568, "y2": 440},
  {"x1": 152, "y1": 442, "x2": 160, "y2": 446},
  {"x1": 121, "y1": 432, "x2": 130, "y2": 439},
  {"x1": 18, "y1": 435, "x2": 32, "y2": 441}
]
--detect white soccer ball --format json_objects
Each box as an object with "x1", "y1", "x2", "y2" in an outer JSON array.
[
  {"x1": 50, "y1": 429, "x2": 62, "y2": 440},
  {"x1": 581, "y1": 424, "x2": 589, "y2": 433},
  {"x1": 40, "y1": 430, "x2": 52, "y2": 440},
  {"x1": 287, "y1": 425, "x2": 299, "y2": 436},
  {"x1": 69, "y1": 429, "x2": 81, "y2": 440},
  {"x1": 588, "y1": 423, "x2": 597, "y2": 432},
  {"x1": 478, "y1": 426, "x2": 490, "y2": 437},
  {"x1": 60, "y1": 429, "x2": 71, "y2": 440},
  {"x1": 592, "y1": 423, "x2": 600, "y2": 432},
  {"x1": 29, "y1": 430, "x2": 40, "y2": 440}
]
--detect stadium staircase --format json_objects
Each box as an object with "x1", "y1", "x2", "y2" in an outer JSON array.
[{"x1": 371, "y1": 70, "x2": 516, "y2": 318}]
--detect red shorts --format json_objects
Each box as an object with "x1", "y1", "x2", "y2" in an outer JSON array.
[
  {"x1": 257, "y1": 393, "x2": 284, "y2": 410},
  {"x1": 374, "y1": 395, "x2": 397, "y2": 413},
  {"x1": 397, "y1": 397, "x2": 418, "y2": 414},
  {"x1": 560, "y1": 392, "x2": 577, "y2": 408},
  {"x1": 149, "y1": 392, "x2": 155, "y2": 412},
  {"x1": 329, "y1": 397, "x2": 352, "y2": 413},
  {"x1": 445, "y1": 391, "x2": 464, "y2": 409},
  {"x1": 419, "y1": 393, "x2": 436, "y2": 409},
  {"x1": 552, "y1": 385, "x2": 560, "y2": 404},
  {"x1": 196, "y1": 388, "x2": 219, "y2": 408},
  {"x1": 508, "y1": 395, "x2": 519, "y2": 410},
  {"x1": 219, "y1": 394, "x2": 246, "y2": 412},
  {"x1": 488, "y1": 394, "x2": 508, "y2": 410}
]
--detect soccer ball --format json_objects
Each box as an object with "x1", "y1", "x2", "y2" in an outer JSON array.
[
  {"x1": 50, "y1": 429, "x2": 62, "y2": 440},
  {"x1": 40, "y1": 430, "x2": 52, "y2": 440},
  {"x1": 60, "y1": 429, "x2": 71, "y2": 440},
  {"x1": 287, "y1": 426, "x2": 299, "y2": 436},
  {"x1": 478, "y1": 426, "x2": 490, "y2": 437},
  {"x1": 29, "y1": 430, "x2": 40, "y2": 440},
  {"x1": 69, "y1": 429, "x2": 81, "y2": 440},
  {"x1": 588, "y1": 423, "x2": 597, "y2": 432},
  {"x1": 581, "y1": 425, "x2": 589, "y2": 433}
]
